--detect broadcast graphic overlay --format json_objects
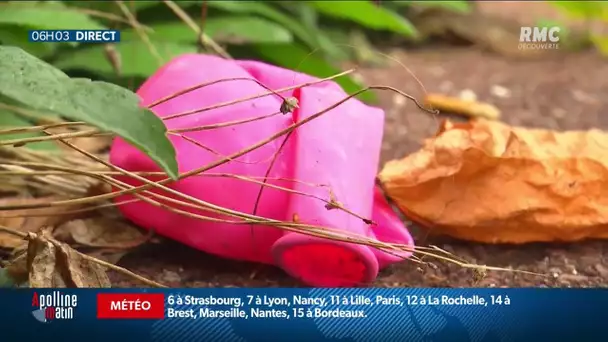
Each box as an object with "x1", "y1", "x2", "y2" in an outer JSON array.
[
  {"x1": 0, "y1": 288, "x2": 606, "y2": 341},
  {"x1": 5, "y1": 25, "x2": 606, "y2": 342},
  {"x1": 28, "y1": 29, "x2": 121, "y2": 43}
]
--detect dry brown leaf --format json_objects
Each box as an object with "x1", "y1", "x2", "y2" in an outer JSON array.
[
  {"x1": 54, "y1": 217, "x2": 148, "y2": 249},
  {"x1": 0, "y1": 196, "x2": 78, "y2": 249},
  {"x1": 26, "y1": 231, "x2": 110, "y2": 288},
  {"x1": 379, "y1": 119, "x2": 608, "y2": 244},
  {"x1": 425, "y1": 94, "x2": 501, "y2": 120}
]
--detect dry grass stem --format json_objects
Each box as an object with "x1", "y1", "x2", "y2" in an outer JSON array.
[
  {"x1": 0, "y1": 122, "x2": 89, "y2": 135},
  {"x1": 114, "y1": 0, "x2": 163, "y2": 66},
  {"x1": 169, "y1": 111, "x2": 282, "y2": 133},
  {"x1": 161, "y1": 69, "x2": 356, "y2": 120},
  {"x1": 0, "y1": 129, "x2": 102, "y2": 147},
  {"x1": 161, "y1": 0, "x2": 230, "y2": 59}
]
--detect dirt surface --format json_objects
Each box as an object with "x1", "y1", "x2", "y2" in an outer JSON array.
[{"x1": 110, "y1": 3, "x2": 608, "y2": 288}]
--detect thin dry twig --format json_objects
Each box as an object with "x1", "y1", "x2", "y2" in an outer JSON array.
[
  {"x1": 114, "y1": 0, "x2": 163, "y2": 66},
  {"x1": 161, "y1": 0, "x2": 230, "y2": 59},
  {"x1": 198, "y1": 0, "x2": 208, "y2": 52},
  {"x1": 169, "y1": 111, "x2": 282, "y2": 133},
  {"x1": 0, "y1": 129, "x2": 102, "y2": 147},
  {"x1": 159, "y1": 70, "x2": 355, "y2": 120},
  {"x1": 0, "y1": 122, "x2": 89, "y2": 135},
  {"x1": 149, "y1": 77, "x2": 288, "y2": 109},
  {"x1": 0, "y1": 102, "x2": 64, "y2": 124}
]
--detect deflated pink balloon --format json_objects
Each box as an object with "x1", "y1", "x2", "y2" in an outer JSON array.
[{"x1": 109, "y1": 54, "x2": 414, "y2": 287}]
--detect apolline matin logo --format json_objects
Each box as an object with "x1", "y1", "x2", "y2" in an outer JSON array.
[
  {"x1": 519, "y1": 26, "x2": 560, "y2": 50},
  {"x1": 31, "y1": 291, "x2": 78, "y2": 323}
]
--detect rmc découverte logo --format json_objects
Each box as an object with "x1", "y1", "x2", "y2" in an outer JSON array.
[{"x1": 519, "y1": 26, "x2": 561, "y2": 50}]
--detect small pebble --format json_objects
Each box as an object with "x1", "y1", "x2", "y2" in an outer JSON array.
[
  {"x1": 595, "y1": 264, "x2": 608, "y2": 278},
  {"x1": 458, "y1": 89, "x2": 477, "y2": 102},
  {"x1": 490, "y1": 85, "x2": 512, "y2": 98},
  {"x1": 571, "y1": 89, "x2": 597, "y2": 104},
  {"x1": 352, "y1": 73, "x2": 366, "y2": 84},
  {"x1": 439, "y1": 81, "x2": 453, "y2": 93},
  {"x1": 429, "y1": 66, "x2": 445, "y2": 77},
  {"x1": 551, "y1": 108, "x2": 567, "y2": 119},
  {"x1": 162, "y1": 269, "x2": 182, "y2": 283},
  {"x1": 392, "y1": 93, "x2": 407, "y2": 107}
]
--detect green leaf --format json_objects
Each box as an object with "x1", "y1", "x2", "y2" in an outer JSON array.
[
  {"x1": 205, "y1": 17, "x2": 293, "y2": 44},
  {"x1": 321, "y1": 26, "x2": 356, "y2": 60},
  {"x1": 0, "y1": 25, "x2": 57, "y2": 59},
  {"x1": 547, "y1": 1, "x2": 607, "y2": 20},
  {"x1": 0, "y1": 109, "x2": 60, "y2": 151},
  {"x1": 290, "y1": 3, "x2": 350, "y2": 61},
  {"x1": 206, "y1": 1, "x2": 342, "y2": 58},
  {"x1": 0, "y1": 2, "x2": 106, "y2": 30},
  {"x1": 590, "y1": 34, "x2": 608, "y2": 56},
  {"x1": 0, "y1": 46, "x2": 178, "y2": 179},
  {"x1": 250, "y1": 43, "x2": 376, "y2": 103},
  {"x1": 535, "y1": 19, "x2": 570, "y2": 36},
  {"x1": 68, "y1": 1, "x2": 160, "y2": 13},
  {"x1": 294, "y1": 2, "x2": 319, "y2": 28},
  {"x1": 406, "y1": 1, "x2": 472, "y2": 13},
  {"x1": 123, "y1": 17, "x2": 293, "y2": 45},
  {"x1": 54, "y1": 40, "x2": 198, "y2": 77},
  {"x1": 307, "y1": 1, "x2": 418, "y2": 38}
]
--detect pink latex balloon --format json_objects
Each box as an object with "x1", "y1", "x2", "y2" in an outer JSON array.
[{"x1": 109, "y1": 54, "x2": 414, "y2": 287}]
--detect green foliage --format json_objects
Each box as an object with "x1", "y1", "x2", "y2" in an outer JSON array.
[
  {"x1": 547, "y1": 1, "x2": 608, "y2": 55},
  {"x1": 307, "y1": 1, "x2": 418, "y2": 38},
  {"x1": 548, "y1": 1, "x2": 608, "y2": 20},
  {"x1": 404, "y1": 1, "x2": 472, "y2": 14},
  {"x1": 0, "y1": 46, "x2": 178, "y2": 179},
  {"x1": 0, "y1": 0, "x2": 470, "y2": 174},
  {"x1": 0, "y1": 0, "x2": 471, "y2": 99},
  {"x1": 0, "y1": 2, "x2": 106, "y2": 30},
  {"x1": 55, "y1": 40, "x2": 198, "y2": 77}
]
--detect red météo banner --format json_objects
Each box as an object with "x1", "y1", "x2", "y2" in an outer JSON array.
[{"x1": 97, "y1": 293, "x2": 165, "y2": 319}]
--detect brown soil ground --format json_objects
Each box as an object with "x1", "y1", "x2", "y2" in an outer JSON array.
[{"x1": 110, "y1": 2, "x2": 608, "y2": 288}]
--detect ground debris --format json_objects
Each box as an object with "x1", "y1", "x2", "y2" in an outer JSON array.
[
  {"x1": 0, "y1": 230, "x2": 112, "y2": 288},
  {"x1": 54, "y1": 217, "x2": 148, "y2": 250},
  {"x1": 53, "y1": 216, "x2": 150, "y2": 265}
]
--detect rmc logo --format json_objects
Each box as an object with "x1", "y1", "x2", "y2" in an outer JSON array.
[{"x1": 519, "y1": 26, "x2": 560, "y2": 50}]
